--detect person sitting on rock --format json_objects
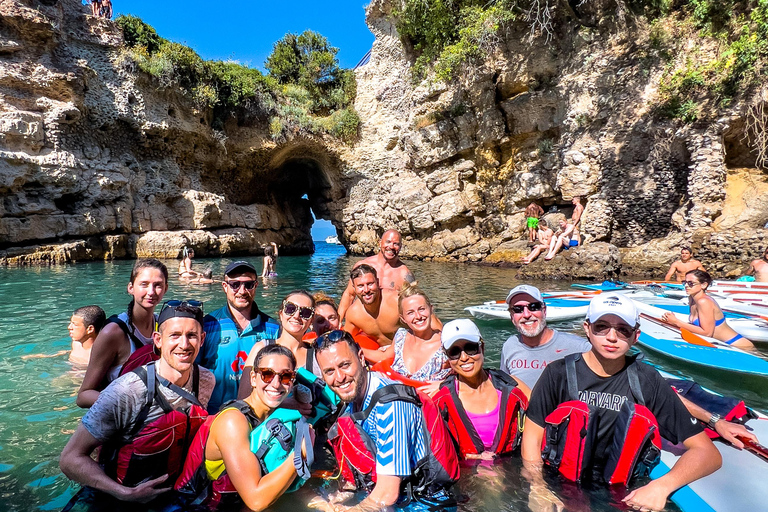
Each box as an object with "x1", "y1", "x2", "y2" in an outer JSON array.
[
  {"x1": 544, "y1": 217, "x2": 580, "y2": 261},
  {"x1": 525, "y1": 202, "x2": 545, "y2": 243},
  {"x1": 521, "y1": 223, "x2": 554, "y2": 265}
]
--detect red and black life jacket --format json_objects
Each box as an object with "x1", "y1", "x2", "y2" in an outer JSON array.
[
  {"x1": 434, "y1": 369, "x2": 528, "y2": 458},
  {"x1": 327, "y1": 382, "x2": 460, "y2": 499},
  {"x1": 106, "y1": 315, "x2": 161, "y2": 377},
  {"x1": 99, "y1": 362, "x2": 208, "y2": 487},
  {"x1": 174, "y1": 400, "x2": 261, "y2": 509},
  {"x1": 666, "y1": 377, "x2": 757, "y2": 439},
  {"x1": 541, "y1": 354, "x2": 662, "y2": 486}
]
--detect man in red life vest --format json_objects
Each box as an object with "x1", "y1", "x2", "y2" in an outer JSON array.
[
  {"x1": 521, "y1": 294, "x2": 721, "y2": 512},
  {"x1": 60, "y1": 301, "x2": 214, "y2": 509}
]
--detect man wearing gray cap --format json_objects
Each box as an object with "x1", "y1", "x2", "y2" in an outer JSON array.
[
  {"x1": 500, "y1": 285, "x2": 590, "y2": 389},
  {"x1": 197, "y1": 261, "x2": 280, "y2": 413}
]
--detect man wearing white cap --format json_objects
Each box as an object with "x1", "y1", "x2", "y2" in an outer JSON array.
[
  {"x1": 521, "y1": 294, "x2": 721, "y2": 512},
  {"x1": 500, "y1": 285, "x2": 591, "y2": 389}
]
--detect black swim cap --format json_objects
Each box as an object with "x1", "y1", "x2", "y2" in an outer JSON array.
[{"x1": 157, "y1": 300, "x2": 204, "y2": 326}]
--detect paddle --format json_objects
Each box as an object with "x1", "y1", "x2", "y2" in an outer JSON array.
[
  {"x1": 640, "y1": 313, "x2": 716, "y2": 348},
  {"x1": 737, "y1": 436, "x2": 768, "y2": 463}
]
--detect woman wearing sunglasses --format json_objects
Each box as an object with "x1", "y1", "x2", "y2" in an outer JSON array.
[
  {"x1": 176, "y1": 344, "x2": 309, "y2": 510},
  {"x1": 434, "y1": 319, "x2": 530, "y2": 460},
  {"x1": 239, "y1": 291, "x2": 318, "y2": 398},
  {"x1": 661, "y1": 270, "x2": 754, "y2": 349},
  {"x1": 77, "y1": 259, "x2": 169, "y2": 408}
]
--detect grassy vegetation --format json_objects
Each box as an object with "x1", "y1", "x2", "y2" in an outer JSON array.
[{"x1": 115, "y1": 15, "x2": 358, "y2": 141}]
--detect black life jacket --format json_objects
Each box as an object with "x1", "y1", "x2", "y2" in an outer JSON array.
[
  {"x1": 541, "y1": 354, "x2": 662, "y2": 486},
  {"x1": 327, "y1": 382, "x2": 460, "y2": 501},
  {"x1": 174, "y1": 400, "x2": 261, "y2": 509},
  {"x1": 434, "y1": 369, "x2": 528, "y2": 458},
  {"x1": 99, "y1": 362, "x2": 208, "y2": 487}
]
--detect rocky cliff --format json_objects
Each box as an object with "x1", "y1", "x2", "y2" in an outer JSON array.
[{"x1": 2, "y1": 0, "x2": 767, "y2": 279}]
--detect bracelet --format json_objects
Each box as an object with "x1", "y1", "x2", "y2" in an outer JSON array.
[{"x1": 707, "y1": 412, "x2": 722, "y2": 429}]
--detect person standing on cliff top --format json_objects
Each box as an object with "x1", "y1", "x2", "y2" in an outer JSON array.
[
  {"x1": 337, "y1": 230, "x2": 416, "y2": 320},
  {"x1": 746, "y1": 246, "x2": 768, "y2": 282},
  {"x1": 525, "y1": 202, "x2": 545, "y2": 243},
  {"x1": 664, "y1": 246, "x2": 705, "y2": 282}
]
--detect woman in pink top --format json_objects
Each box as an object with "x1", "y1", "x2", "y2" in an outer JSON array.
[{"x1": 434, "y1": 319, "x2": 531, "y2": 460}]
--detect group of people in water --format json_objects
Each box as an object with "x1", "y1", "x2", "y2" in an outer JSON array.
[{"x1": 56, "y1": 229, "x2": 766, "y2": 512}]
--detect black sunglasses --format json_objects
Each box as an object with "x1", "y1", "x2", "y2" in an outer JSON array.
[
  {"x1": 226, "y1": 280, "x2": 257, "y2": 292},
  {"x1": 589, "y1": 321, "x2": 636, "y2": 340},
  {"x1": 317, "y1": 329, "x2": 354, "y2": 349},
  {"x1": 159, "y1": 300, "x2": 204, "y2": 323},
  {"x1": 254, "y1": 367, "x2": 296, "y2": 386},
  {"x1": 682, "y1": 280, "x2": 701, "y2": 288},
  {"x1": 282, "y1": 301, "x2": 314, "y2": 320},
  {"x1": 445, "y1": 342, "x2": 482, "y2": 361},
  {"x1": 509, "y1": 301, "x2": 544, "y2": 314}
]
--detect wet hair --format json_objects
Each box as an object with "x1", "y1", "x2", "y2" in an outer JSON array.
[
  {"x1": 313, "y1": 292, "x2": 338, "y2": 310},
  {"x1": 181, "y1": 247, "x2": 194, "y2": 259},
  {"x1": 315, "y1": 329, "x2": 361, "y2": 355},
  {"x1": 202, "y1": 269, "x2": 213, "y2": 279},
  {"x1": 398, "y1": 283, "x2": 432, "y2": 315},
  {"x1": 127, "y1": 259, "x2": 168, "y2": 327},
  {"x1": 73, "y1": 305, "x2": 107, "y2": 333},
  {"x1": 350, "y1": 263, "x2": 377, "y2": 282},
  {"x1": 686, "y1": 269, "x2": 712, "y2": 288},
  {"x1": 254, "y1": 344, "x2": 297, "y2": 370},
  {"x1": 264, "y1": 245, "x2": 275, "y2": 258},
  {"x1": 681, "y1": 246, "x2": 693, "y2": 254}
]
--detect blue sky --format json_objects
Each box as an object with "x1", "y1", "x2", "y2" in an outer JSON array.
[
  {"x1": 116, "y1": 1, "x2": 369, "y2": 240},
  {"x1": 115, "y1": 0, "x2": 375, "y2": 70}
]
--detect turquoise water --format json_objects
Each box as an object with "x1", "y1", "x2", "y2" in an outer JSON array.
[{"x1": 0, "y1": 242, "x2": 765, "y2": 511}]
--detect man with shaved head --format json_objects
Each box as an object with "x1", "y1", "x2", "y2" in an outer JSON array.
[{"x1": 338, "y1": 230, "x2": 416, "y2": 320}]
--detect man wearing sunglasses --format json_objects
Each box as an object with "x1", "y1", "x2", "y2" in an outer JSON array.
[
  {"x1": 60, "y1": 301, "x2": 214, "y2": 506},
  {"x1": 500, "y1": 285, "x2": 591, "y2": 389},
  {"x1": 197, "y1": 261, "x2": 280, "y2": 413},
  {"x1": 522, "y1": 295, "x2": 721, "y2": 512},
  {"x1": 747, "y1": 246, "x2": 768, "y2": 282}
]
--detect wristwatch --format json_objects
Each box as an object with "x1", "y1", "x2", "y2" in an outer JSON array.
[{"x1": 707, "y1": 412, "x2": 722, "y2": 429}]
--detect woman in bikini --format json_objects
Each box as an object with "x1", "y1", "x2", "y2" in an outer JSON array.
[
  {"x1": 662, "y1": 269, "x2": 754, "y2": 349},
  {"x1": 76, "y1": 259, "x2": 168, "y2": 407}
]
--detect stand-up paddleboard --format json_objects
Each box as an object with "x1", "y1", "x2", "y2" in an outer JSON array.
[
  {"x1": 651, "y1": 372, "x2": 768, "y2": 512},
  {"x1": 648, "y1": 303, "x2": 768, "y2": 343},
  {"x1": 632, "y1": 302, "x2": 768, "y2": 378},
  {"x1": 712, "y1": 279, "x2": 768, "y2": 291},
  {"x1": 464, "y1": 297, "x2": 590, "y2": 322}
]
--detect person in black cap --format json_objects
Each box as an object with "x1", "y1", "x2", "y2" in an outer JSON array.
[
  {"x1": 196, "y1": 261, "x2": 280, "y2": 413},
  {"x1": 60, "y1": 300, "x2": 214, "y2": 509}
]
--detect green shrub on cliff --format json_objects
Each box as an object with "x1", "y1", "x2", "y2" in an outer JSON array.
[{"x1": 114, "y1": 16, "x2": 358, "y2": 141}]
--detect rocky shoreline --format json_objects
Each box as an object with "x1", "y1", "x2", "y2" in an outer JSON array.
[{"x1": 1, "y1": 0, "x2": 766, "y2": 279}]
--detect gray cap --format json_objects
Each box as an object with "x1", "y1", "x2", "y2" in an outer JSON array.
[
  {"x1": 505, "y1": 284, "x2": 543, "y2": 304},
  {"x1": 441, "y1": 319, "x2": 483, "y2": 349}
]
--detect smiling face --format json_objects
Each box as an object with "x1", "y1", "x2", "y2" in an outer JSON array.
[
  {"x1": 447, "y1": 340, "x2": 484, "y2": 379},
  {"x1": 127, "y1": 268, "x2": 167, "y2": 310},
  {"x1": 582, "y1": 314, "x2": 638, "y2": 361},
  {"x1": 154, "y1": 317, "x2": 205, "y2": 376},
  {"x1": 400, "y1": 294, "x2": 432, "y2": 334},
  {"x1": 250, "y1": 354, "x2": 294, "y2": 409},
  {"x1": 379, "y1": 230, "x2": 402, "y2": 262},
  {"x1": 222, "y1": 271, "x2": 257, "y2": 311},
  {"x1": 509, "y1": 294, "x2": 547, "y2": 338},
  {"x1": 353, "y1": 272, "x2": 381, "y2": 306},
  {"x1": 316, "y1": 341, "x2": 366, "y2": 404},
  {"x1": 312, "y1": 303, "x2": 340, "y2": 335},
  {"x1": 680, "y1": 248, "x2": 692, "y2": 262},
  {"x1": 279, "y1": 293, "x2": 314, "y2": 338}
]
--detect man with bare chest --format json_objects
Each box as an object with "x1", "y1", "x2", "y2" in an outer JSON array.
[
  {"x1": 748, "y1": 246, "x2": 768, "y2": 282},
  {"x1": 664, "y1": 247, "x2": 705, "y2": 282},
  {"x1": 342, "y1": 264, "x2": 401, "y2": 362},
  {"x1": 338, "y1": 230, "x2": 416, "y2": 319}
]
